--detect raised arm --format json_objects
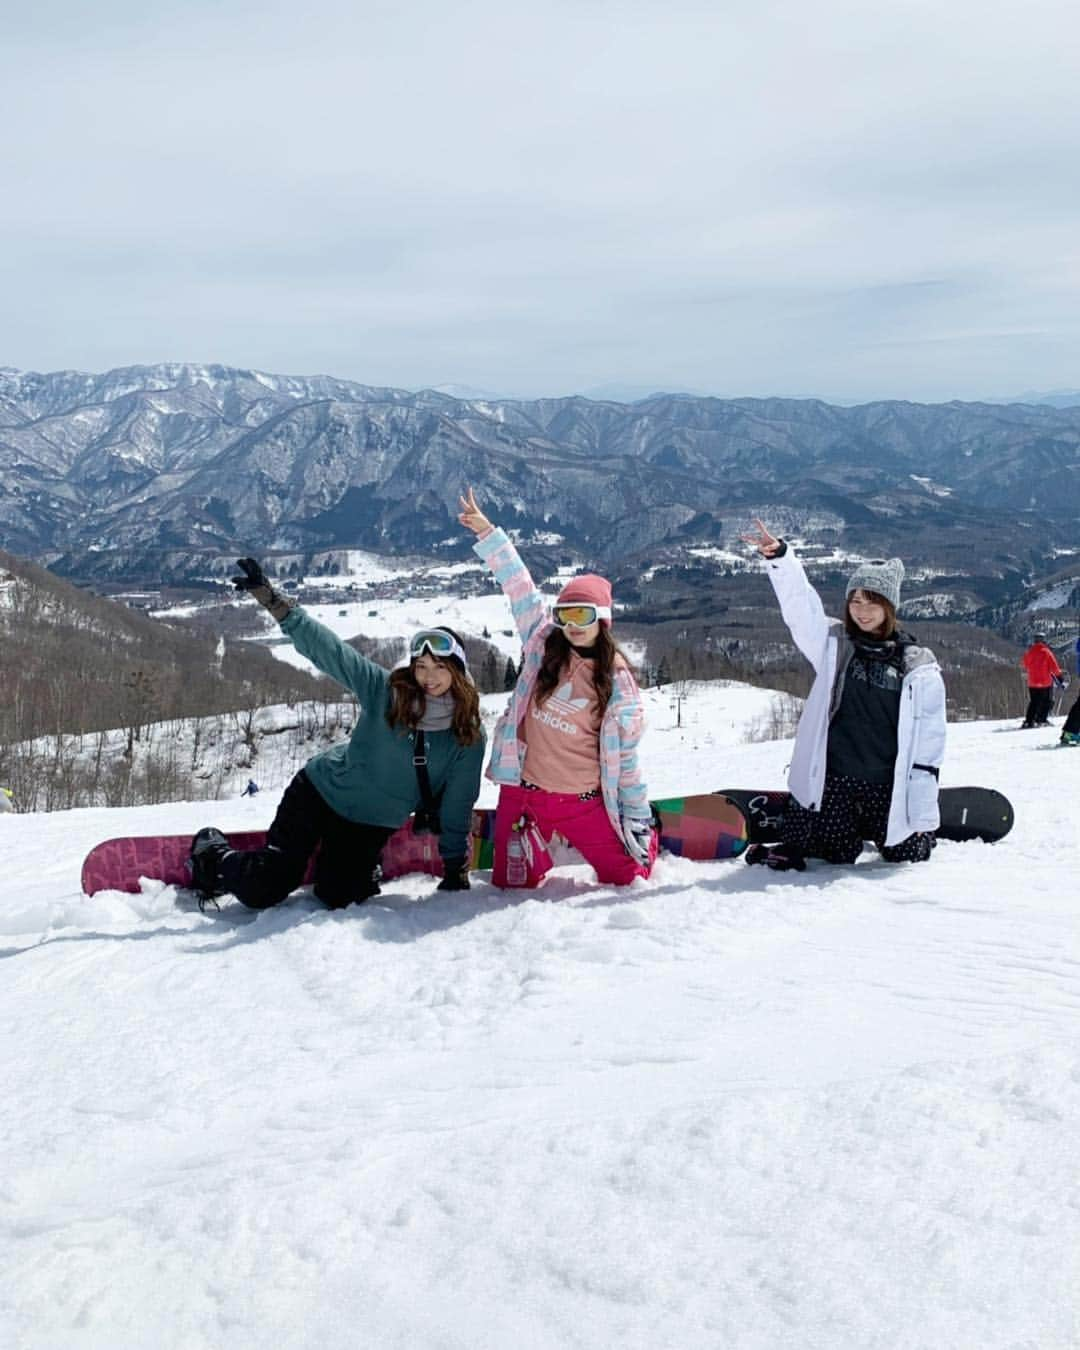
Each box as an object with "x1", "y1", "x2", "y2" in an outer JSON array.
[
  {"x1": 278, "y1": 609, "x2": 389, "y2": 706},
  {"x1": 232, "y1": 558, "x2": 387, "y2": 705},
  {"x1": 740, "y1": 521, "x2": 833, "y2": 673},
  {"x1": 459, "y1": 488, "x2": 549, "y2": 644}
]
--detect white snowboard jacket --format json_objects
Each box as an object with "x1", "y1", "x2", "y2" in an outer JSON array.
[{"x1": 764, "y1": 544, "x2": 947, "y2": 846}]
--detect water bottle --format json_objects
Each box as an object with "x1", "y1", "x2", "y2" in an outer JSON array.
[{"x1": 506, "y1": 819, "x2": 528, "y2": 887}]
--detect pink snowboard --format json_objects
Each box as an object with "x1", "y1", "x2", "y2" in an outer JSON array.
[{"x1": 81, "y1": 818, "x2": 448, "y2": 897}]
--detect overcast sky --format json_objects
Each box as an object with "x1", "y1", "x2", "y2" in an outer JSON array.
[{"x1": 3, "y1": 0, "x2": 1079, "y2": 403}]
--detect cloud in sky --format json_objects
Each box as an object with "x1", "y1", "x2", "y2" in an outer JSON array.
[{"x1": 3, "y1": 0, "x2": 1079, "y2": 402}]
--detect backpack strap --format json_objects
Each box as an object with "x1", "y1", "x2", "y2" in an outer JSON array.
[{"x1": 412, "y1": 730, "x2": 444, "y2": 834}]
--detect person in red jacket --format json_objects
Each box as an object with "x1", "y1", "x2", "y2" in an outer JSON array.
[{"x1": 1020, "y1": 634, "x2": 1063, "y2": 728}]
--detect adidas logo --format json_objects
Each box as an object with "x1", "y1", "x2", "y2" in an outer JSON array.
[
  {"x1": 548, "y1": 681, "x2": 591, "y2": 717},
  {"x1": 531, "y1": 705, "x2": 579, "y2": 736}
]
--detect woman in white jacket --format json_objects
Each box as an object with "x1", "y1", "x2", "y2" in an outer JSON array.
[{"x1": 742, "y1": 520, "x2": 946, "y2": 872}]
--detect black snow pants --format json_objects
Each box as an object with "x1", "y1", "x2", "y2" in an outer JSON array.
[
  {"x1": 1063, "y1": 692, "x2": 1080, "y2": 736},
  {"x1": 219, "y1": 769, "x2": 396, "y2": 910},
  {"x1": 780, "y1": 772, "x2": 935, "y2": 865},
  {"x1": 1023, "y1": 686, "x2": 1054, "y2": 726}
]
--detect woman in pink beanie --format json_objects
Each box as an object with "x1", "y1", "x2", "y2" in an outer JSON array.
[{"x1": 459, "y1": 487, "x2": 656, "y2": 888}]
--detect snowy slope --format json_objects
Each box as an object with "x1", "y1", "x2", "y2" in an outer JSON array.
[
  {"x1": 2, "y1": 697, "x2": 1079, "y2": 1350},
  {"x1": 259, "y1": 590, "x2": 536, "y2": 668}
]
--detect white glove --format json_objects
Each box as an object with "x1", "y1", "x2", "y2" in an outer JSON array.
[{"x1": 622, "y1": 816, "x2": 655, "y2": 866}]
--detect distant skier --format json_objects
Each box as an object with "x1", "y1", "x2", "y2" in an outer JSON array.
[
  {"x1": 240, "y1": 779, "x2": 260, "y2": 797},
  {"x1": 1019, "y1": 635, "x2": 1063, "y2": 728},
  {"x1": 189, "y1": 559, "x2": 486, "y2": 909},
  {"x1": 458, "y1": 487, "x2": 657, "y2": 888},
  {"x1": 0, "y1": 787, "x2": 15, "y2": 813},
  {"x1": 1058, "y1": 650, "x2": 1080, "y2": 745},
  {"x1": 740, "y1": 521, "x2": 946, "y2": 872},
  {"x1": 1064, "y1": 637, "x2": 1080, "y2": 746}
]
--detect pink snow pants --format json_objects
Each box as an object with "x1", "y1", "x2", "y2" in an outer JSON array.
[{"x1": 491, "y1": 784, "x2": 656, "y2": 889}]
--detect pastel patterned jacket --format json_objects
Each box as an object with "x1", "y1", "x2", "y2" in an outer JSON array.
[{"x1": 474, "y1": 528, "x2": 652, "y2": 848}]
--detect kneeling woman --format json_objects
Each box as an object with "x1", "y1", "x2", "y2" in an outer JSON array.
[
  {"x1": 190, "y1": 559, "x2": 486, "y2": 908},
  {"x1": 459, "y1": 489, "x2": 656, "y2": 888},
  {"x1": 742, "y1": 521, "x2": 946, "y2": 872}
]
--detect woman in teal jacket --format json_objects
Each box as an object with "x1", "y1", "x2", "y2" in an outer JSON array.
[{"x1": 189, "y1": 559, "x2": 486, "y2": 909}]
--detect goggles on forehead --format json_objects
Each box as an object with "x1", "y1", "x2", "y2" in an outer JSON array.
[
  {"x1": 409, "y1": 629, "x2": 468, "y2": 666},
  {"x1": 552, "y1": 603, "x2": 611, "y2": 629}
]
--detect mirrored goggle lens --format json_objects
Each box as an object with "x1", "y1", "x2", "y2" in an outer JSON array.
[
  {"x1": 553, "y1": 605, "x2": 598, "y2": 628},
  {"x1": 410, "y1": 630, "x2": 456, "y2": 656}
]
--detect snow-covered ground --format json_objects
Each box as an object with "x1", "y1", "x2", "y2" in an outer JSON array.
[
  {"x1": 2, "y1": 691, "x2": 1079, "y2": 1350},
  {"x1": 251, "y1": 595, "x2": 649, "y2": 675},
  {"x1": 261, "y1": 591, "x2": 536, "y2": 668},
  {"x1": 168, "y1": 585, "x2": 603, "y2": 674}
]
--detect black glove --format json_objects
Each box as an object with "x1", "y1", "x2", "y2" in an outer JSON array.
[
  {"x1": 437, "y1": 857, "x2": 471, "y2": 891},
  {"x1": 231, "y1": 557, "x2": 294, "y2": 621}
]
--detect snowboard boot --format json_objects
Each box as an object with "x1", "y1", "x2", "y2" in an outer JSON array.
[
  {"x1": 189, "y1": 827, "x2": 230, "y2": 906},
  {"x1": 1059, "y1": 732, "x2": 1080, "y2": 747},
  {"x1": 744, "y1": 842, "x2": 807, "y2": 872}
]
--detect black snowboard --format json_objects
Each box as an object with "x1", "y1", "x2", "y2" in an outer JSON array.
[{"x1": 720, "y1": 786, "x2": 1014, "y2": 846}]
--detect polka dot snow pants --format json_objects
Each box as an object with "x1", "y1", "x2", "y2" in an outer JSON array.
[{"x1": 780, "y1": 772, "x2": 935, "y2": 866}]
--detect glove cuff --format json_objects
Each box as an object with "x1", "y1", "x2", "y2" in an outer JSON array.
[
  {"x1": 250, "y1": 584, "x2": 295, "y2": 622},
  {"x1": 266, "y1": 593, "x2": 295, "y2": 622}
]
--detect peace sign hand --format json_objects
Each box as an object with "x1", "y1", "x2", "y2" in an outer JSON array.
[
  {"x1": 741, "y1": 518, "x2": 782, "y2": 558},
  {"x1": 458, "y1": 487, "x2": 493, "y2": 536}
]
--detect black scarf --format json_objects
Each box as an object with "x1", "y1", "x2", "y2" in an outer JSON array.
[{"x1": 852, "y1": 630, "x2": 912, "y2": 672}]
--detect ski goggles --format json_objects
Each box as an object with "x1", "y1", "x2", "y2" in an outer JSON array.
[
  {"x1": 409, "y1": 629, "x2": 468, "y2": 667},
  {"x1": 552, "y1": 603, "x2": 611, "y2": 628}
]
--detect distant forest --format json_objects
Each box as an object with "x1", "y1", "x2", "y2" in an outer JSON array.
[{"x1": 0, "y1": 548, "x2": 1062, "y2": 812}]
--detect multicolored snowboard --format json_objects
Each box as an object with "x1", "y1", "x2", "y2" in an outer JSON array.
[
  {"x1": 81, "y1": 794, "x2": 748, "y2": 896},
  {"x1": 79, "y1": 785, "x2": 1013, "y2": 895},
  {"x1": 719, "y1": 786, "x2": 1015, "y2": 846},
  {"x1": 650, "y1": 794, "x2": 748, "y2": 860}
]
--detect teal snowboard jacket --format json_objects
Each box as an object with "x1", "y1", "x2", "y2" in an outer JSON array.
[{"x1": 279, "y1": 607, "x2": 486, "y2": 860}]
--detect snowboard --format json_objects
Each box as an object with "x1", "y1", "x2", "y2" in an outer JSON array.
[
  {"x1": 82, "y1": 817, "x2": 467, "y2": 897},
  {"x1": 81, "y1": 793, "x2": 748, "y2": 897},
  {"x1": 650, "y1": 793, "x2": 748, "y2": 860},
  {"x1": 719, "y1": 786, "x2": 1014, "y2": 846},
  {"x1": 465, "y1": 796, "x2": 748, "y2": 870}
]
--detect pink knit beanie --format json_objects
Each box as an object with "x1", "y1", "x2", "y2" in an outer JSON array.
[{"x1": 557, "y1": 574, "x2": 613, "y2": 626}]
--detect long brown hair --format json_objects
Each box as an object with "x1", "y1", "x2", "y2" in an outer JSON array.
[
  {"x1": 844, "y1": 591, "x2": 897, "y2": 641},
  {"x1": 534, "y1": 626, "x2": 632, "y2": 715},
  {"x1": 386, "y1": 662, "x2": 482, "y2": 745}
]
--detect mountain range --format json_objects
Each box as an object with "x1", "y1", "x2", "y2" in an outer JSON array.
[{"x1": 2, "y1": 363, "x2": 1079, "y2": 628}]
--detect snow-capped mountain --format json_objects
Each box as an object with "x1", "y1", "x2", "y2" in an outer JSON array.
[{"x1": 3, "y1": 364, "x2": 1080, "y2": 620}]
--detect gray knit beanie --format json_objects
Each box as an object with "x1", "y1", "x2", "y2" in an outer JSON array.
[{"x1": 846, "y1": 557, "x2": 904, "y2": 609}]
